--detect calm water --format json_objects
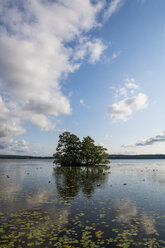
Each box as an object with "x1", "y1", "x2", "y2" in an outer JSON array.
[{"x1": 1, "y1": 159, "x2": 165, "y2": 247}]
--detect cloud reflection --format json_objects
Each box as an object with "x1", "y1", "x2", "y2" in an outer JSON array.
[{"x1": 112, "y1": 198, "x2": 157, "y2": 235}]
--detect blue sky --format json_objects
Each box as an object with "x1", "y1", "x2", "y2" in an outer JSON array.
[{"x1": 0, "y1": 0, "x2": 165, "y2": 155}]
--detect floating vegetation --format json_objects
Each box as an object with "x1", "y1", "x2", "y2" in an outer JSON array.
[
  {"x1": 0, "y1": 202, "x2": 164, "y2": 248},
  {"x1": 1, "y1": 160, "x2": 165, "y2": 247}
]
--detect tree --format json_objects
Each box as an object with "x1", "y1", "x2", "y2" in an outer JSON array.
[
  {"x1": 81, "y1": 137, "x2": 109, "y2": 165},
  {"x1": 53, "y1": 132, "x2": 110, "y2": 166},
  {"x1": 53, "y1": 132, "x2": 81, "y2": 166},
  {"x1": 81, "y1": 136, "x2": 95, "y2": 165},
  {"x1": 92, "y1": 145, "x2": 110, "y2": 165}
]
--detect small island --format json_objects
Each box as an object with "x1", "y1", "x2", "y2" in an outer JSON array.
[{"x1": 53, "y1": 131, "x2": 110, "y2": 166}]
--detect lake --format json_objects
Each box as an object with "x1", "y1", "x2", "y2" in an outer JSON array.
[{"x1": 0, "y1": 159, "x2": 165, "y2": 247}]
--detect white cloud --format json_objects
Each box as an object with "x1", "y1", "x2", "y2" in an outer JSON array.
[
  {"x1": 104, "y1": 0, "x2": 124, "y2": 20},
  {"x1": 0, "y1": 137, "x2": 29, "y2": 153},
  {"x1": 125, "y1": 78, "x2": 139, "y2": 90},
  {"x1": 74, "y1": 38, "x2": 106, "y2": 63},
  {"x1": 118, "y1": 87, "x2": 127, "y2": 97},
  {"x1": 108, "y1": 93, "x2": 148, "y2": 122},
  {"x1": 88, "y1": 39, "x2": 107, "y2": 63},
  {"x1": 123, "y1": 132, "x2": 165, "y2": 147},
  {"x1": 0, "y1": 95, "x2": 53, "y2": 151},
  {"x1": 108, "y1": 98, "x2": 132, "y2": 122},
  {"x1": 0, "y1": 0, "x2": 126, "y2": 153},
  {"x1": 111, "y1": 77, "x2": 139, "y2": 99},
  {"x1": 0, "y1": 96, "x2": 28, "y2": 152},
  {"x1": 108, "y1": 78, "x2": 148, "y2": 122},
  {"x1": 27, "y1": 114, "x2": 55, "y2": 131},
  {"x1": 133, "y1": 93, "x2": 148, "y2": 110},
  {"x1": 0, "y1": 0, "x2": 115, "y2": 152}
]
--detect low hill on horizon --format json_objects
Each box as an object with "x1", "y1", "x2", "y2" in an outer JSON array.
[
  {"x1": 109, "y1": 154, "x2": 165, "y2": 159},
  {"x1": 1, "y1": 154, "x2": 165, "y2": 159},
  {"x1": 0, "y1": 155, "x2": 54, "y2": 159}
]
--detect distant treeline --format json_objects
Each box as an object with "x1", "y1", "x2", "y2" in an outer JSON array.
[
  {"x1": 0, "y1": 155, "x2": 54, "y2": 159},
  {"x1": 1, "y1": 154, "x2": 165, "y2": 160},
  {"x1": 109, "y1": 154, "x2": 165, "y2": 159}
]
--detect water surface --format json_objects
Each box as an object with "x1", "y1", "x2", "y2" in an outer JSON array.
[{"x1": 0, "y1": 159, "x2": 165, "y2": 247}]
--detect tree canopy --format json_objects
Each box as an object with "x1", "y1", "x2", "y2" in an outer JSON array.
[{"x1": 53, "y1": 132, "x2": 110, "y2": 166}]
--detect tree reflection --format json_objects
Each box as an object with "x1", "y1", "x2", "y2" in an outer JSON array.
[{"x1": 53, "y1": 165, "x2": 110, "y2": 199}]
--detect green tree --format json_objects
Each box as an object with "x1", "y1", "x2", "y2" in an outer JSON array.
[
  {"x1": 53, "y1": 132, "x2": 110, "y2": 166},
  {"x1": 92, "y1": 145, "x2": 110, "y2": 165},
  {"x1": 81, "y1": 136, "x2": 95, "y2": 165},
  {"x1": 53, "y1": 132, "x2": 81, "y2": 166}
]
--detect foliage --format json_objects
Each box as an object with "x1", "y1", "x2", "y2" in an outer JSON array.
[
  {"x1": 53, "y1": 132, "x2": 82, "y2": 166},
  {"x1": 53, "y1": 132, "x2": 110, "y2": 166},
  {"x1": 81, "y1": 136, "x2": 95, "y2": 165}
]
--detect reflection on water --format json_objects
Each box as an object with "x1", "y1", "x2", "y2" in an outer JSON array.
[
  {"x1": 112, "y1": 198, "x2": 157, "y2": 235},
  {"x1": 0, "y1": 179, "x2": 22, "y2": 201},
  {"x1": 113, "y1": 198, "x2": 138, "y2": 224},
  {"x1": 1, "y1": 159, "x2": 165, "y2": 247},
  {"x1": 53, "y1": 165, "x2": 110, "y2": 199}
]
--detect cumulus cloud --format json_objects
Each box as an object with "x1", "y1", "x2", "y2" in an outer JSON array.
[
  {"x1": 0, "y1": 100, "x2": 24, "y2": 138},
  {"x1": 0, "y1": 96, "x2": 28, "y2": 152},
  {"x1": 0, "y1": 138, "x2": 29, "y2": 153},
  {"x1": 108, "y1": 93, "x2": 148, "y2": 122},
  {"x1": 0, "y1": 0, "x2": 108, "y2": 151},
  {"x1": 108, "y1": 78, "x2": 148, "y2": 122},
  {"x1": 123, "y1": 132, "x2": 165, "y2": 147},
  {"x1": 0, "y1": 0, "x2": 126, "y2": 153},
  {"x1": 74, "y1": 38, "x2": 106, "y2": 63}
]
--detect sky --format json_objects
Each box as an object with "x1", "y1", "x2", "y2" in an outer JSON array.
[{"x1": 0, "y1": 0, "x2": 165, "y2": 156}]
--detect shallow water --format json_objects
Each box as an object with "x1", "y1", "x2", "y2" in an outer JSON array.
[{"x1": 1, "y1": 159, "x2": 165, "y2": 247}]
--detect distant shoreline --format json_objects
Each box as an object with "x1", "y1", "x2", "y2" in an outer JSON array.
[
  {"x1": 109, "y1": 154, "x2": 165, "y2": 159},
  {"x1": 0, "y1": 154, "x2": 165, "y2": 159},
  {"x1": 0, "y1": 155, "x2": 54, "y2": 159}
]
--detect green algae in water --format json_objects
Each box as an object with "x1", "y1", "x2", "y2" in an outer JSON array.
[{"x1": 1, "y1": 160, "x2": 165, "y2": 247}]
